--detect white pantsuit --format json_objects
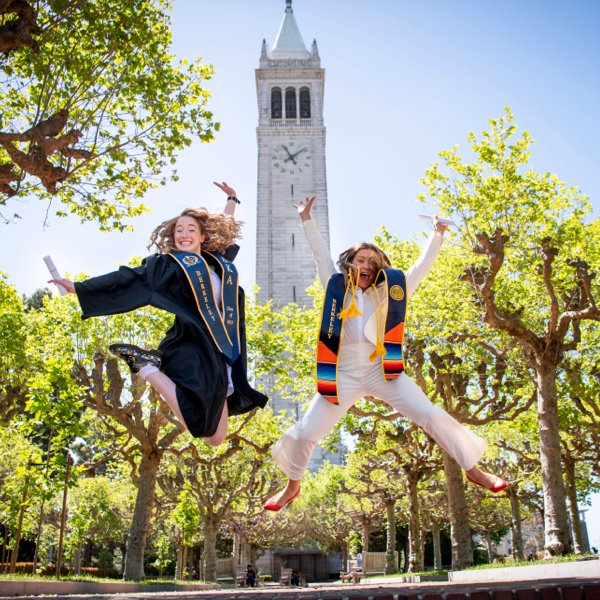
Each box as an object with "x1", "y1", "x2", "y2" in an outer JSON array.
[{"x1": 272, "y1": 219, "x2": 488, "y2": 480}]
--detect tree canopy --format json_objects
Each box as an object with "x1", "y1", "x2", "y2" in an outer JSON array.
[{"x1": 0, "y1": 0, "x2": 217, "y2": 230}]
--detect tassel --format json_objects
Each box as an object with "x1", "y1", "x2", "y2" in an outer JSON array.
[
  {"x1": 338, "y1": 269, "x2": 363, "y2": 320},
  {"x1": 338, "y1": 300, "x2": 362, "y2": 320},
  {"x1": 370, "y1": 341, "x2": 387, "y2": 362},
  {"x1": 369, "y1": 280, "x2": 387, "y2": 362}
]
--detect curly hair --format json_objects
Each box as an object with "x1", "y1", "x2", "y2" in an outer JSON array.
[
  {"x1": 337, "y1": 242, "x2": 392, "y2": 280},
  {"x1": 148, "y1": 208, "x2": 243, "y2": 254}
]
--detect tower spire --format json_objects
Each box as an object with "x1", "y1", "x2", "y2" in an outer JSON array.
[{"x1": 270, "y1": 0, "x2": 309, "y2": 59}]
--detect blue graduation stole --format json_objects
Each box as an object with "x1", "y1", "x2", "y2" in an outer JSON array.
[
  {"x1": 316, "y1": 269, "x2": 406, "y2": 404},
  {"x1": 169, "y1": 251, "x2": 240, "y2": 365}
]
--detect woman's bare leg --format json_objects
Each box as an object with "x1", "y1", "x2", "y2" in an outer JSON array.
[
  {"x1": 204, "y1": 401, "x2": 228, "y2": 446},
  {"x1": 144, "y1": 371, "x2": 187, "y2": 426}
]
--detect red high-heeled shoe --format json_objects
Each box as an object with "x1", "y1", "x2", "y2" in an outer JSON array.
[
  {"x1": 466, "y1": 473, "x2": 507, "y2": 493},
  {"x1": 263, "y1": 487, "x2": 301, "y2": 512}
]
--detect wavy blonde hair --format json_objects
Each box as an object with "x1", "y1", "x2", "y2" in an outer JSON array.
[
  {"x1": 337, "y1": 242, "x2": 392, "y2": 280},
  {"x1": 148, "y1": 208, "x2": 243, "y2": 254}
]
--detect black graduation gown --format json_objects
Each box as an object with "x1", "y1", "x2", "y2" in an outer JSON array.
[{"x1": 74, "y1": 246, "x2": 268, "y2": 438}]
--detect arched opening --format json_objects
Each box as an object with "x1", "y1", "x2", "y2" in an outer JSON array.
[
  {"x1": 285, "y1": 87, "x2": 297, "y2": 119},
  {"x1": 271, "y1": 88, "x2": 282, "y2": 119},
  {"x1": 299, "y1": 87, "x2": 311, "y2": 119}
]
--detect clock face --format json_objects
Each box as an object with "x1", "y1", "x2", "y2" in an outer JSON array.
[{"x1": 271, "y1": 142, "x2": 312, "y2": 176}]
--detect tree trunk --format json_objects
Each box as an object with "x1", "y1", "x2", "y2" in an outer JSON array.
[
  {"x1": 176, "y1": 543, "x2": 184, "y2": 580},
  {"x1": 232, "y1": 530, "x2": 241, "y2": 566},
  {"x1": 183, "y1": 545, "x2": 189, "y2": 579},
  {"x1": 431, "y1": 524, "x2": 442, "y2": 570},
  {"x1": 507, "y1": 489, "x2": 525, "y2": 561},
  {"x1": 406, "y1": 475, "x2": 422, "y2": 572},
  {"x1": 56, "y1": 458, "x2": 71, "y2": 580},
  {"x1": 341, "y1": 541, "x2": 349, "y2": 571},
  {"x1": 197, "y1": 545, "x2": 204, "y2": 581},
  {"x1": 2, "y1": 526, "x2": 8, "y2": 564},
  {"x1": 442, "y1": 452, "x2": 473, "y2": 569},
  {"x1": 9, "y1": 481, "x2": 29, "y2": 574},
  {"x1": 484, "y1": 532, "x2": 495, "y2": 563},
  {"x1": 73, "y1": 546, "x2": 82, "y2": 575},
  {"x1": 535, "y1": 364, "x2": 571, "y2": 555},
  {"x1": 563, "y1": 454, "x2": 585, "y2": 554},
  {"x1": 204, "y1": 518, "x2": 218, "y2": 581},
  {"x1": 384, "y1": 499, "x2": 398, "y2": 574},
  {"x1": 123, "y1": 449, "x2": 162, "y2": 580},
  {"x1": 361, "y1": 521, "x2": 370, "y2": 552}
]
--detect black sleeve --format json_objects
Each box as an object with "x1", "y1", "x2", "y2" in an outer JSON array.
[
  {"x1": 74, "y1": 259, "x2": 154, "y2": 319},
  {"x1": 223, "y1": 244, "x2": 240, "y2": 262}
]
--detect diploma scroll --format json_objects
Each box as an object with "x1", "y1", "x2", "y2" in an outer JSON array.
[
  {"x1": 43, "y1": 255, "x2": 68, "y2": 295},
  {"x1": 417, "y1": 214, "x2": 458, "y2": 228}
]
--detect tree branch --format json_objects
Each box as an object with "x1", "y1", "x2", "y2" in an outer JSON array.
[
  {"x1": 0, "y1": 0, "x2": 40, "y2": 54},
  {"x1": 462, "y1": 229, "x2": 542, "y2": 354}
]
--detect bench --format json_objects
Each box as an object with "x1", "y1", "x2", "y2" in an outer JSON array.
[
  {"x1": 362, "y1": 551, "x2": 398, "y2": 575},
  {"x1": 340, "y1": 569, "x2": 363, "y2": 583},
  {"x1": 340, "y1": 558, "x2": 364, "y2": 583},
  {"x1": 235, "y1": 565, "x2": 261, "y2": 587}
]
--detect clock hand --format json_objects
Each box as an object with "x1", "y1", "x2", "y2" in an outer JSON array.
[
  {"x1": 280, "y1": 145, "x2": 294, "y2": 161},
  {"x1": 291, "y1": 147, "x2": 308, "y2": 159}
]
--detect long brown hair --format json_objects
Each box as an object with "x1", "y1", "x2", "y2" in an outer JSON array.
[
  {"x1": 148, "y1": 208, "x2": 243, "y2": 254},
  {"x1": 337, "y1": 242, "x2": 392, "y2": 280}
]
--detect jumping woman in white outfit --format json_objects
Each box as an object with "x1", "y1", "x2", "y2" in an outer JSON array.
[{"x1": 264, "y1": 197, "x2": 506, "y2": 511}]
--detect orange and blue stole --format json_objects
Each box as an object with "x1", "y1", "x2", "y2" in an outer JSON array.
[
  {"x1": 374, "y1": 269, "x2": 407, "y2": 381},
  {"x1": 169, "y1": 251, "x2": 240, "y2": 365},
  {"x1": 316, "y1": 269, "x2": 407, "y2": 404}
]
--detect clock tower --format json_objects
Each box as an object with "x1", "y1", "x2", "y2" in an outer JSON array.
[
  {"x1": 255, "y1": 0, "x2": 330, "y2": 306},
  {"x1": 256, "y1": 3, "x2": 340, "y2": 474}
]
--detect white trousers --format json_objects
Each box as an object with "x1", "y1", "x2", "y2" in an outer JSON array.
[{"x1": 272, "y1": 343, "x2": 487, "y2": 480}]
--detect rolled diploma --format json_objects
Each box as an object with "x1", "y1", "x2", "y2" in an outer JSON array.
[
  {"x1": 417, "y1": 214, "x2": 458, "y2": 227},
  {"x1": 43, "y1": 255, "x2": 68, "y2": 295}
]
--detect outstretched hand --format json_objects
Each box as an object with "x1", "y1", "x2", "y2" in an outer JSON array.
[
  {"x1": 48, "y1": 277, "x2": 75, "y2": 294},
  {"x1": 432, "y1": 215, "x2": 449, "y2": 235},
  {"x1": 293, "y1": 196, "x2": 315, "y2": 222},
  {"x1": 213, "y1": 181, "x2": 237, "y2": 197}
]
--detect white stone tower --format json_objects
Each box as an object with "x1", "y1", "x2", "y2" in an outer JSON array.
[
  {"x1": 255, "y1": 0, "x2": 330, "y2": 307},
  {"x1": 256, "y1": 1, "x2": 340, "y2": 471}
]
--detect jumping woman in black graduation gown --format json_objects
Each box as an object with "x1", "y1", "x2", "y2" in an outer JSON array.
[{"x1": 49, "y1": 182, "x2": 267, "y2": 446}]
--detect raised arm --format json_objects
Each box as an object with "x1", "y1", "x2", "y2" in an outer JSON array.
[
  {"x1": 51, "y1": 260, "x2": 154, "y2": 319},
  {"x1": 213, "y1": 181, "x2": 241, "y2": 216},
  {"x1": 293, "y1": 196, "x2": 336, "y2": 287},
  {"x1": 405, "y1": 216, "x2": 448, "y2": 297}
]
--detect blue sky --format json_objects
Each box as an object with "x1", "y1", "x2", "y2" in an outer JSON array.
[{"x1": 1, "y1": 0, "x2": 599, "y2": 549}]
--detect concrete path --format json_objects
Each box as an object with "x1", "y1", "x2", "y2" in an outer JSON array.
[
  {"x1": 1, "y1": 577, "x2": 600, "y2": 600},
  {"x1": 1, "y1": 560, "x2": 599, "y2": 599}
]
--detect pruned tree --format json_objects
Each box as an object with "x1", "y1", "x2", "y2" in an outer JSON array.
[
  {"x1": 1, "y1": 0, "x2": 217, "y2": 229},
  {"x1": 291, "y1": 463, "x2": 358, "y2": 572},
  {"x1": 26, "y1": 290, "x2": 185, "y2": 580},
  {"x1": 0, "y1": 275, "x2": 28, "y2": 422},
  {"x1": 73, "y1": 354, "x2": 184, "y2": 580},
  {"x1": 419, "y1": 107, "x2": 599, "y2": 556},
  {"x1": 157, "y1": 409, "x2": 280, "y2": 582},
  {"x1": 559, "y1": 347, "x2": 600, "y2": 553}
]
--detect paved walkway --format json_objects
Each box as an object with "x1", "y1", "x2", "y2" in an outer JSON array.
[{"x1": 1, "y1": 577, "x2": 600, "y2": 600}]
